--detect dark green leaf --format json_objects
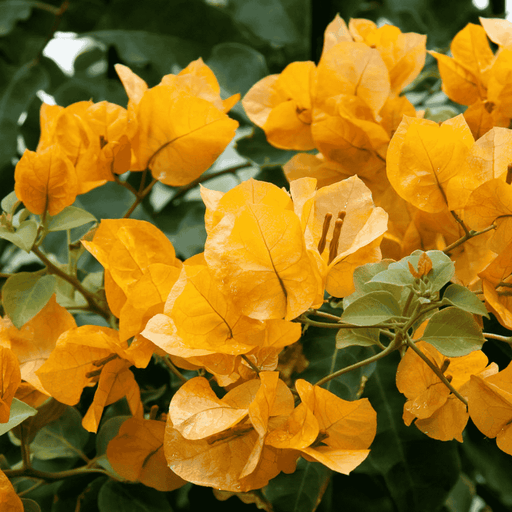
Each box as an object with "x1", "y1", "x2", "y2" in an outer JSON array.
[
  {"x1": 87, "y1": 30, "x2": 205, "y2": 75},
  {"x1": 341, "y1": 291, "x2": 401, "y2": 326},
  {"x1": 0, "y1": 398, "x2": 37, "y2": 436},
  {"x1": 2, "y1": 272, "x2": 56, "y2": 328},
  {"x1": 442, "y1": 284, "x2": 489, "y2": 318},
  {"x1": 236, "y1": 126, "x2": 298, "y2": 167},
  {"x1": 21, "y1": 498, "x2": 41, "y2": 512},
  {"x1": 30, "y1": 407, "x2": 90, "y2": 460},
  {"x1": 263, "y1": 459, "x2": 331, "y2": 512},
  {"x1": 336, "y1": 328, "x2": 381, "y2": 349},
  {"x1": 47, "y1": 206, "x2": 97, "y2": 232},
  {"x1": 362, "y1": 352, "x2": 460, "y2": 512},
  {"x1": 98, "y1": 481, "x2": 172, "y2": 512},
  {"x1": 155, "y1": 200, "x2": 206, "y2": 260},
  {"x1": 207, "y1": 42, "x2": 268, "y2": 97},
  {"x1": 421, "y1": 307, "x2": 485, "y2": 357},
  {"x1": 0, "y1": 1, "x2": 32, "y2": 36},
  {"x1": 300, "y1": 326, "x2": 376, "y2": 400},
  {"x1": 95, "y1": 415, "x2": 130, "y2": 476},
  {"x1": 0, "y1": 62, "x2": 49, "y2": 125}
]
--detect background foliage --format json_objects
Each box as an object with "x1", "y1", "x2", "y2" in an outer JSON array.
[{"x1": 1, "y1": 0, "x2": 512, "y2": 511}]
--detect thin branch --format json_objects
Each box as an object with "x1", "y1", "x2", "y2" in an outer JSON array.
[
  {"x1": 443, "y1": 224, "x2": 496, "y2": 254},
  {"x1": 405, "y1": 337, "x2": 468, "y2": 407},
  {"x1": 241, "y1": 354, "x2": 260, "y2": 374},
  {"x1": 483, "y1": 332, "x2": 512, "y2": 344},
  {"x1": 123, "y1": 178, "x2": 158, "y2": 218},
  {"x1": 307, "y1": 309, "x2": 342, "y2": 322},
  {"x1": 162, "y1": 356, "x2": 188, "y2": 383},
  {"x1": 31, "y1": 246, "x2": 111, "y2": 322},
  {"x1": 3, "y1": 466, "x2": 111, "y2": 482},
  {"x1": 314, "y1": 342, "x2": 396, "y2": 388},
  {"x1": 168, "y1": 163, "x2": 253, "y2": 207},
  {"x1": 450, "y1": 210, "x2": 470, "y2": 237}
]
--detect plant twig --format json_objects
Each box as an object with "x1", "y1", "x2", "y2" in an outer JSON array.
[
  {"x1": 3, "y1": 466, "x2": 112, "y2": 482},
  {"x1": 162, "y1": 356, "x2": 188, "y2": 383},
  {"x1": 241, "y1": 354, "x2": 260, "y2": 374},
  {"x1": 123, "y1": 178, "x2": 158, "y2": 218},
  {"x1": 31, "y1": 246, "x2": 111, "y2": 322},
  {"x1": 405, "y1": 336, "x2": 468, "y2": 406},
  {"x1": 168, "y1": 163, "x2": 253, "y2": 207},
  {"x1": 314, "y1": 342, "x2": 396, "y2": 388},
  {"x1": 483, "y1": 332, "x2": 512, "y2": 344},
  {"x1": 443, "y1": 224, "x2": 496, "y2": 254}
]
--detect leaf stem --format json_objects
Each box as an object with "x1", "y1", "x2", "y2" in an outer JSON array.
[
  {"x1": 443, "y1": 224, "x2": 496, "y2": 254},
  {"x1": 3, "y1": 466, "x2": 112, "y2": 482},
  {"x1": 162, "y1": 356, "x2": 188, "y2": 383},
  {"x1": 241, "y1": 354, "x2": 260, "y2": 374},
  {"x1": 483, "y1": 332, "x2": 512, "y2": 344},
  {"x1": 314, "y1": 342, "x2": 397, "y2": 388},
  {"x1": 31, "y1": 246, "x2": 112, "y2": 322},
  {"x1": 405, "y1": 336, "x2": 468, "y2": 406},
  {"x1": 307, "y1": 309, "x2": 342, "y2": 322},
  {"x1": 123, "y1": 178, "x2": 158, "y2": 218}
]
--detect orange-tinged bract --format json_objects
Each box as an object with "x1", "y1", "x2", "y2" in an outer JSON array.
[
  {"x1": 107, "y1": 417, "x2": 187, "y2": 491},
  {"x1": 0, "y1": 469, "x2": 23, "y2": 512},
  {"x1": 0, "y1": 346, "x2": 21, "y2": 423},
  {"x1": 243, "y1": 61, "x2": 316, "y2": 150},
  {"x1": 164, "y1": 372, "x2": 298, "y2": 492},
  {"x1": 14, "y1": 145, "x2": 77, "y2": 216},
  {"x1": 468, "y1": 361, "x2": 512, "y2": 455},
  {"x1": 396, "y1": 341, "x2": 495, "y2": 442},
  {"x1": 0, "y1": 295, "x2": 76, "y2": 394}
]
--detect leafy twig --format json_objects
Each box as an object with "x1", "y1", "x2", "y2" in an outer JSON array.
[
  {"x1": 405, "y1": 336, "x2": 468, "y2": 406},
  {"x1": 31, "y1": 246, "x2": 112, "y2": 322},
  {"x1": 483, "y1": 332, "x2": 512, "y2": 344},
  {"x1": 314, "y1": 342, "x2": 397, "y2": 388},
  {"x1": 443, "y1": 224, "x2": 496, "y2": 254},
  {"x1": 168, "y1": 163, "x2": 253, "y2": 207}
]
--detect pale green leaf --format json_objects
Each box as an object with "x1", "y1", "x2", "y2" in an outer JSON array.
[
  {"x1": 421, "y1": 307, "x2": 485, "y2": 357},
  {"x1": 0, "y1": 398, "x2": 37, "y2": 436},
  {"x1": 2, "y1": 273, "x2": 56, "y2": 328},
  {"x1": 442, "y1": 284, "x2": 489, "y2": 318},
  {"x1": 47, "y1": 206, "x2": 97, "y2": 232},
  {"x1": 336, "y1": 328, "x2": 381, "y2": 349},
  {"x1": 341, "y1": 291, "x2": 401, "y2": 326}
]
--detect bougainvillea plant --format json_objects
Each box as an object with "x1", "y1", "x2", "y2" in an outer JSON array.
[{"x1": 2, "y1": 12, "x2": 512, "y2": 512}]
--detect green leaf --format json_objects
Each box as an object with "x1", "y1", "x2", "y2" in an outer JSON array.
[
  {"x1": 95, "y1": 415, "x2": 130, "y2": 476},
  {"x1": 442, "y1": 284, "x2": 489, "y2": 318},
  {"x1": 155, "y1": 200, "x2": 206, "y2": 260},
  {"x1": 0, "y1": 398, "x2": 37, "y2": 436},
  {"x1": 341, "y1": 291, "x2": 401, "y2": 326},
  {"x1": 30, "y1": 407, "x2": 89, "y2": 460},
  {"x1": 0, "y1": 220, "x2": 37, "y2": 252},
  {"x1": 1, "y1": 190, "x2": 18, "y2": 213},
  {"x1": 420, "y1": 307, "x2": 485, "y2": 357},
  {"x1": 207, "y1": 42, "x2": 268, "y2": 97},
  {"x1": 235, "y1": 126, "x2": 299, "y2": 167},
  {"x1": 0, "y1": 1, "x2": 32, "y2": 36},
  {"x1": 21, "y1": 498, "x2": 41, "y2": 512},
  {"x1": 300, "y1": 326, "x2": 376, "y2": 401},
  {"x1": 2, "y1": 273, "x2": 56, "y2": 329},
  {"x1": 343, "y1": 260, "x2": 402, "y2": 309},
  {"x1": 336, "y1": 328, "x2": 381, "y2": 349},
  {"x1": 98, "y1": 480, "x2": 172, "y2": 512},
  {"x1": 263, "y1": 459, "x2": 331, "y2": 512},
  {"x1": 47, "y1": 206, "x2": 97, "y2": 232},
  {"x1": 371, "y1": 250, "x2": 454, "y2": 292},
  {"x1": 86, "y1": 30, "x2": 205, "y2": 76},
  {"x1": 361, "y1": 352, "x2": 460, "y2": 512}
]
